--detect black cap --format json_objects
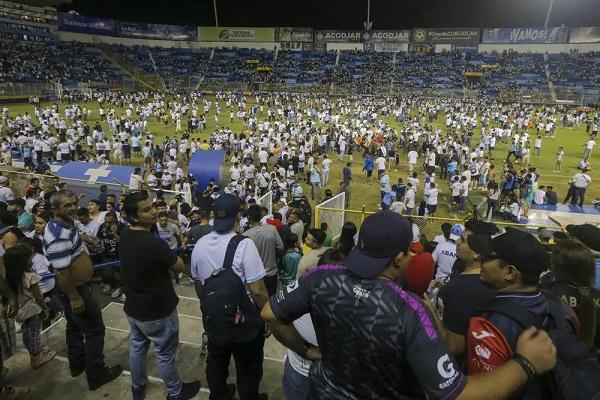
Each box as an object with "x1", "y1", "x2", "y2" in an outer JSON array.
[
  {"x1": 469, "y1": 227, "x2": 550, "y2": 281},
  {"x1": 7, "y1": 198, "x2": 25, "y2": 208},
  {"x1": 346, "y1": 211, "x2": 412, "y2": 279},
  {"x1": 566, "y1": 224, "x2": 600, "y2": 252},
  {"x1": 213, "y1": 194, "x2": 241, "y2": 232}
]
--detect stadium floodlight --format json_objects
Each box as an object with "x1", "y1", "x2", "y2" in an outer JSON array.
[
  {"x1": 363, "y1": 0, "x2": 373, "y2": 31},
  {"x1": 544, "y1": 0, "x2": 555, "y2": 28},
  {"x1": 213, "y1": 0, "x2": 219, "y2": 27}
]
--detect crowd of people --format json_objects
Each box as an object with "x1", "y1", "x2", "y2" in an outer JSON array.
[
  {"x1": 0, "y1": 87, "x2": 599, "y2": 399},
  {"x1": 3, "y1": 40, "x2": 600, "y2": 98},
  {"x1": 0, "y1": 173, "x2": 598, "y2": 399}
]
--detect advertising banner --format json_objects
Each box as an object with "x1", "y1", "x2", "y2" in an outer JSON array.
[
  {"x1": 482, "y1": 27, "x2": 569, "y2": 44},
  {"x1": 57, "y1": 12, "x2": 116, "y2": 36},
  {"x1": 411, "y1": 28, "x2": 480, "y2": 43},
  {"x1": 314, "y1": 30, "x2": 362, "y2": 43},
  {"x1": 452, "y1": 44, "x2": 479, "y2": 53},
  {"x1": 362, "y1": 30, "x2": 411, "y2": 43},
  {"x1": 198, "y1": 27, "x2": 275, "y2": 42},
  {"x1": 276, "y1": 27, "x2": 313, "y2": 42},
  {"x1": 569, "y1": 27, "x2": 600, "y2": 43},
  {"x1": 117, "y1": 21, "x2": 197, "y2": 40},
  {"x1": 364, "y1": 42, "x2": 408, "y2": 52}
]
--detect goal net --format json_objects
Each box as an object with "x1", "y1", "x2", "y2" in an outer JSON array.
[
  {"x1": 315, "y1": 192, "x2": 346, "y2": 240},
  {"x1": 256, "y1": 191, "x2": 273, "y2": 216}
]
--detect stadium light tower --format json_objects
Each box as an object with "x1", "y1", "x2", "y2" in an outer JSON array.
[
  {"x1": 363, "y1": 0, "x2": 373, "y2": 30},
  {"x1": 544, "y1": 0, "x2": 555, "y2": 28},
  {"x1": 213, "y1": 0, "x2": 219, "y2": 27}
]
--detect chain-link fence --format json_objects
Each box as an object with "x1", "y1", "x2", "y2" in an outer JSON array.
[{"x1": 314, "y1": 192, "x2": 346, "y2": 240}]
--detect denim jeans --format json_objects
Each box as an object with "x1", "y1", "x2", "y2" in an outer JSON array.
[
  {"x1": 127, "y1": 310, "x2": 182, "y2": 397},
  {"x1": 282, "y1": 358, "x2": 309, "y2": 400},
  {"x1": 56, "y1": 283, "x2": 107, "y2": 382}
]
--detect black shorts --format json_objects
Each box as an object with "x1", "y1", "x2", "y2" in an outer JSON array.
[
  {"x1": 366, "y1": 170, "x2": 373, "y2": 177},
  {"x1": 452, "y1": 195, "x2": 460, "y2": 204},
  {"x1": 427, "y1": 204, "x2": 437, "y2": 214}
]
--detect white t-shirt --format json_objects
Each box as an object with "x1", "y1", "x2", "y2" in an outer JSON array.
[
  {"x1": 286, "y1": 313, "x2": 318, "y2": 377},
  {"x1": 322, "y1": 158, "x2": 333, "y2": 172},
  {"x1": 427, "y1": 188, "x2": 439, "y2": 205},
  {"x1": 129, "y1": 173, "x2": 144, "y2": 191},
  {"x1": 405, "y1": 189, "x2": 416, "y2": 208},
  {"x1": 375, "y1": 156, "x2": 386, "y2": 170},
  {"x1": 586, "y1": 140, "x2": 596, "y2": 150},
  {"x1": 408, "y1": 151, "x2": 418, "y2": 164},
  {"x1": 432, "y1": 241, "x2": 457, "y2": 280},
  {"x1": 574, "y1": 173, "x2": 591, "y2": 188},
  {"x1": 460, "y1": 181, "x2": 469, "y2": 197},
  {"x1": 191, "y1": 231, "x2": 267, "y2": 290}
]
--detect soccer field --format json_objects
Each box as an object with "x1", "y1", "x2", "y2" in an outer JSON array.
[{"x1": 2, "y1": 98, "x2": 598, "y2": 216}]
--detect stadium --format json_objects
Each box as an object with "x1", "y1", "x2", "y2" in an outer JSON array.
[{"x1": 0, "y1": 0, "x2": 599, "y2": 399}]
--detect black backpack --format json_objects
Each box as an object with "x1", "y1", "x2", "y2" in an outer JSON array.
[
  {"x1": 480, "y1": 291, "x2": 600, "y2": 400},
  {"x1": 200, "y1": 235, "x2": 263, "y2": 347}
]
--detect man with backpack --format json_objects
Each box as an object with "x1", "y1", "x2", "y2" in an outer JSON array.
[
  {"x1": 191, "y1": 193, "x2": 270, "y2": 400},
  {"x1": 466, "y1": 227, "x2": 600, "y2": 399}
]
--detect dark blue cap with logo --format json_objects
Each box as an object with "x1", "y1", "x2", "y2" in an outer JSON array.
[
  {"x1": 346, "y1": 210, "x2": 413, "y2": 279},
  {"x1": 213, "y1": 193, "x2": 241, "y2": 233}
]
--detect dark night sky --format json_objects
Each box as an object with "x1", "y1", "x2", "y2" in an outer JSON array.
[{"x1": 59, "y1": 0, "x2": 600, "y2": 29}]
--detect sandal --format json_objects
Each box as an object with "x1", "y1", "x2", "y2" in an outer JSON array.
[{"x1": 31, "y1": 348, "x2": 56, "y2": 369}]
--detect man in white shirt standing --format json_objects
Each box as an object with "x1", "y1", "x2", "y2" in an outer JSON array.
[
  {"x1": 129, "y1": 167, "x2": 144, "y2": 191},
  {"x1": 407, "y1": 150, "x2": 418, "y2": 173},
  {"x1": 571, "y1": 168, "x2": 592, "y2": 207},
  {"x1": 432, "y1": 224, "x2": 462, "y2": 280},
  {"x1": 321, "y1": 155, "x2": 333, "y2": 186},
  {"x1": 426, "y1": 182, "x2": 439, "y2": 217},
  {"x1": 583, "y1": 138, "x2": 596, "y2": 159},
  {"x1": 375, "y1": 154, "x2": 386, "y2": 180}
]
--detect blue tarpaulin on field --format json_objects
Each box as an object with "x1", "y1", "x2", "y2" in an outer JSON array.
[
  {"x1": 188, "y1": 150, "x2": 226, "y2": 193},
  {"x1": 54, "y1": 161, "x2": 142, "y2": 205}
]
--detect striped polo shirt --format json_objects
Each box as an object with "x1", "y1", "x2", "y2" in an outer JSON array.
[{"x1": 43, "y1": 219, "x2": 86, "y2": 269}]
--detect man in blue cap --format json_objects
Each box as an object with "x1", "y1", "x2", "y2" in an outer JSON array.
[
  {"x1": 262, "y1": 211, "x2": 557, "y2": 399},
  {"x1": 191, "y1": 194, "x2": 270, "y2": 400}
]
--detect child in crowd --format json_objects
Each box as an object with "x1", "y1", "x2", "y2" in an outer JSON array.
[
  {"x1": 4, "y1": 245, "x2": 56, "y2": 369},
  {"x1": 279, "y1": 233, "x2": 302, "y2": 287}
]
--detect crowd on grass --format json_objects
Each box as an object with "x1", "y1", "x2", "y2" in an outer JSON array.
[
  {"x1": 0, "y1": 88, "x2": 598, "y2": 399},
  {"x1": 0, "y1": 172, "x2": 598, "y2": 399}
]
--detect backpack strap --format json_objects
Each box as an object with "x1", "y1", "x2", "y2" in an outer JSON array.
[
  {"x1": 223, "y1": 234, "x2": 247, "y2": 270},
  {"x1": 479, "y1": 298, "x2": 542, "y2": 329}
]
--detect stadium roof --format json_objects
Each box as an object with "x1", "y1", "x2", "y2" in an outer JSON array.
[{"x1": 59, "y1": 0, "x2": 600, "y2": 30}]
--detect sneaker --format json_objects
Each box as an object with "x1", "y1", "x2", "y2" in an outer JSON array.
[
  {"x1": 132, "y1": 386, "x2": 145, "y2": 400},
  {"x1": 166, "y1": 381, "x2": 201, "y2": 400},
  {"x1": 101, "y1": 284, "x2": 111, "y2": 294},
  {"x1": 88, "y1": 365, "x2": 123, "y2": 391},
  {"x1": 110, "y1": 287, "x2": 122, "y2": 299},
  {"x1": 119, "y1": 293, "x2": 126, "y2": 302}
]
